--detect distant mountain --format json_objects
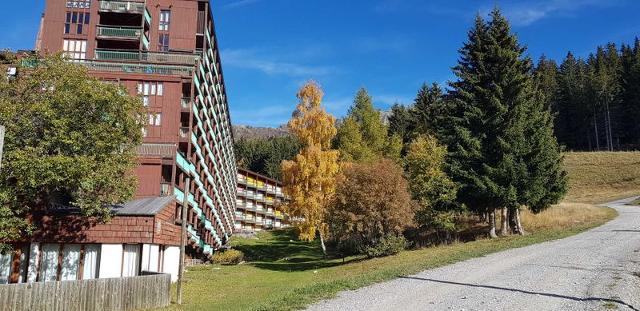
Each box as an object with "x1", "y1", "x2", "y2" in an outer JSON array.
[
  {"x1": 233, "y1": 109, "x2": 392, "y2": 140},
  {"x1": 232, "y1": 125, "x2": 290, "y2": 141}
]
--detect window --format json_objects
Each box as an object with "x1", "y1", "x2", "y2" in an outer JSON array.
[
  {"x1": 138, "y1": 81, "x2": 164, "y2": 96},
  {"x1": 60, "y1": 244, "x2": 81, "y2": 281},
  {"x1": 65, "y1": 11, "x2": 89, "y2": 35},
  {"x1": 39, "y1": 244, "x2": 59, "y2": 282},
  {"x1": 158, "y1": 33, "x2": 169, "y2": 52},
  {"x1": 82, "y1": 245, "x2": 100, "y2": 280},
  {"x1": 159, "y1": 10, "x2": 171, "y2": 31},
  {"x1": 148, "y1": 113, "x2": 162, "y2": 126},
  {"x1": 138, "y1": 81, "x2": 163, "y2": 106},
  {"x1": 63, "y1": 39, "x2": 87, "y2": 60},
  {"x1": 122, "y1": 245, "x2": 140, "y2": 277}
]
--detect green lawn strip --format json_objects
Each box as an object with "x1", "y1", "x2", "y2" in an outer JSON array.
[{"x1": 169, "y1": 208, "x2": 617, "y2": 311}]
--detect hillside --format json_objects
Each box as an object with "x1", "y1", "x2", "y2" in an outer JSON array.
[
  {"x1": 232, "y1": 125, "x2": 289, "y2": 140},
  {"x1": 563, "y1": 151, "x2": 640, "y2": 204}
]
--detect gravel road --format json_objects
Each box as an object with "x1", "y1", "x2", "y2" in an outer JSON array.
[{"x1": 307, "y1": 198, "x2": 640, "y2": 311}]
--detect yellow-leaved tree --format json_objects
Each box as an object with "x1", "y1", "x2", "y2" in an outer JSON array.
[{"x1": 281, "y1": 81, "x2": 340, "y2": 255}]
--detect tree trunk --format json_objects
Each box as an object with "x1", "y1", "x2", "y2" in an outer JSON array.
[
  {"x1": 500, "y1": 208, "x2": 509, "y2": 236},
  {"x1": 489, "y1": 210, "x2": 498, "y2": 239},
  {"x1": 606, "y1": 101, "x2": 614, "y2": 151},
  {"x1": 319, "y1": 231, "x2": 327, "y2": 257},
  {"x1": 593, "y1": 110, "x2": 600, "y2": 150},
  {"x1": 514, "y1": 209, "x2": 526, "y2": 236}
]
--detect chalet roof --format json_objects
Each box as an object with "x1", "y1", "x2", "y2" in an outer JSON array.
[{"x1": 110, "y1": 196, "x2": 175, "y2": 216}]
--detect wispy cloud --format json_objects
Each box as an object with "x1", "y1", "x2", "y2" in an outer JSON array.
[
  {"x1": 374, "y1": 94, "x2": 412, "y2": 108},
  {"x1": 223, "y1": 0, "x2": 261, "y2": 9},
  {"x1": 221, "y1": 48, "x2": 340, "y2": 77},
  {"x1": 501, "y1": 0, "x2": 627, "y2": 26}
]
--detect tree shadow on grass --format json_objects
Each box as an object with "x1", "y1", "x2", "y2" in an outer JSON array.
[{"x1": 232, "y1": 229, "x2": 364, "y2": 272}]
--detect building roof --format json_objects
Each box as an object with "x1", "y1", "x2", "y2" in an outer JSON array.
[{"x1": 110, "y1": 196, "x2": 175, "y2": 216}]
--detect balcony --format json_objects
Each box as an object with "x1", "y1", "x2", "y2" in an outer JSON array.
[
  {"x1": 98, "y1": 1, "x2": 145, "y2": 14},
  {"x1": 96, "y1": 25, "x2": 142, "y2": 40},
  {"x1": 81, "y1": 60, "x2": 194, "y2": 77}
]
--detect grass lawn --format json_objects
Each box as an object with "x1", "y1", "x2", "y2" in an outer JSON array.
[
  {"x1": 164, "y1": 151, "x2": 637, "y2": 310},
  {"x1": 167, "y1": 206, "x2": 616, "y2": 311},
  {"x1": 563, "y1": 151, "x2": 640, "y2": 204}
]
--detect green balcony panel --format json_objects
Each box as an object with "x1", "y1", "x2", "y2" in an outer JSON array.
[{"x1": 96, "y1": 26, "x2": 142, "y2": 39}]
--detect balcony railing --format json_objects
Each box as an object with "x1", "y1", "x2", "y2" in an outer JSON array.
[
  {"x1": 144, "y1": 8, "x2": 152, "y2": 25},
  {"x1": 96, "y1": 25, "x2": 142, "y2": 39},
  {"x1": 95, "y1": 49, "x2": 200, "y2": 65},
  {"x1": 98, "y1": 1, "x2": 145, "y2": 14},
  {"x1": 81, "y1": 60, "x2": 194, "y2": 76},
  {"x1": 142, "y1": 34, "x2": 150, "y2": 50}
]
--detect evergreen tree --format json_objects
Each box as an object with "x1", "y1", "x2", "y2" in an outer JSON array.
[
  {"x1": 444, "y1": 9, "x2": 565, "y2": 237},
  {"x1": 335, "y1": 88, "x2": 398, "y2": 162},
  {"x1": 411, "y1": 83, "x2": 444, "y2": 136},
  {"x1": 404, "y1": 135, "x2": 461, "y2": 238},
  {"x1": 349, "y1": 88, "x2": 387, "y2": 153},
  {"x1": 334, "y1": 116, "x2": 374, "y2": 162},
  {"x1": 620, "y1": 39, "x2": 640, "y2": 148},
  {"x1": 387, "y1": 103, "x2": 414, "y2": 150},
  {"x1": 555, "y1": 53, "x2": 591, "y2": 150}
]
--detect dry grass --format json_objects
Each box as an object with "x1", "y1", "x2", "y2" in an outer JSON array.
[
  {"x1": 563, "y1": 152, "x2": 640, "y2": 204},
  {"x1": 521, "y1": 202, "x2": 617, "y2": 232}
]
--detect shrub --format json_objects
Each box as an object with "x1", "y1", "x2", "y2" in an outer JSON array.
[
  {"x1": 328, "y1": 159, "x2": 416, "y2": 255},
  {"x1": 363, "y1": 234, "x2": 409, "y2": 258},
  {"x1": 212, "y1": 249, "x2": 244, "y2": 265}
]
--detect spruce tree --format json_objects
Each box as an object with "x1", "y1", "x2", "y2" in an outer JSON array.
[
  {"x1": 444, "y1": 9, "x2": 566, "y2": 237},
  {"x1": 388, "y1": 103, "x2": 415, "y2": 149},
  {"x1": 411, "y1": 83, "x2": 444, "y2": 136},
  {"x1": 620, "y1": 39, "x2": 640, "y2": 148}
]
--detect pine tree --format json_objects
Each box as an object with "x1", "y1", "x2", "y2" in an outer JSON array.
[
  {"x1": 556, "y1": 53, "x2": 591, "y2": 150},
  {"x1": 349, "y1": 88, "x2": 387, "y2": 153},
  {"x1": 620, "y1": 39, "x2": 640, "y2": 148},
  {"x1": 411, "y1": 83, "x2": 444, "y2": 136},
  {"x1": 335, "y1": 88, "x2": 398, "y2": 162},
  {"x1": 444, "y1": 9, "x2": 566, "y2": 237},
  {"x1": 388, "y1": 103, "x2": 414, "y2": 151}
]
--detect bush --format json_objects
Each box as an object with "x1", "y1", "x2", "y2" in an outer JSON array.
[
  {"x1": 328, "y1": 159, "x2": 416, "y2": 256},
  {"x1": 363, "y1": 234, "x2": 409, "y2": 258},
  {"x1": 212, "y1": 249, "x2": 244, "y2": 265}
]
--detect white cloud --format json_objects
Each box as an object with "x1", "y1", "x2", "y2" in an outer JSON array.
[
  {"x1": 501, "y1": 0, "x2": 626, "y2": 26},
  {"x1": 223, "y1": 0, "x2": 261, "y2": 9},
  {"x1": 221, "y1": 48, "x2": 340, "y2": 77},
  {"x1": 374, "y1": 94, "x2": 412, "y2": 107}
]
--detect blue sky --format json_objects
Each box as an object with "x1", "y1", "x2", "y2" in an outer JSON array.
[{"x1": 2, "y1": 0, "x2": 639, "y2": 127}]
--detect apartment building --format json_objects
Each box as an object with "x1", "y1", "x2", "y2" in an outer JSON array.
[
  {"x1": 0, "y1": 0, "x2": 236, "y2": 284},
  {"x1": 235, "y1": 168, "x2": 288, "y2": 233}
]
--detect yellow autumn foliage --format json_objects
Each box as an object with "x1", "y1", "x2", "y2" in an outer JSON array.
[{"x1": 281, "y1": 81, "x2": 340, "y2": 246}]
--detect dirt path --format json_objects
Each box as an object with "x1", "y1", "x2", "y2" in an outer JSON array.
[{"x1": 307, "y1": 198, "x2": 640, "y2": 311}]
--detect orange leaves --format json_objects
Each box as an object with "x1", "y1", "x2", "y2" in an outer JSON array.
[{"x1": 281, "y1": 81, "x2": 340, "y2": 243}]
